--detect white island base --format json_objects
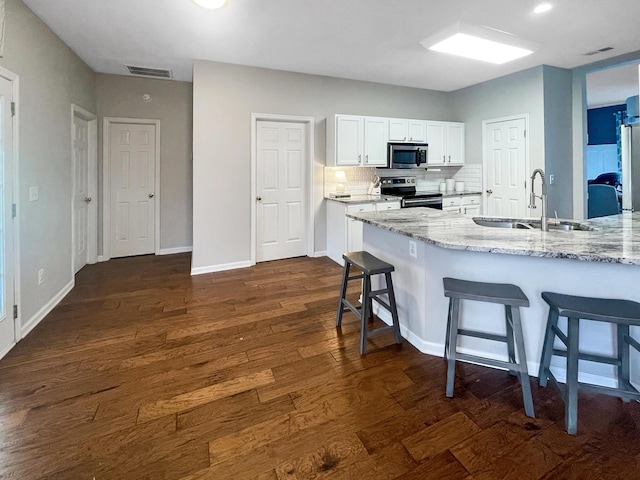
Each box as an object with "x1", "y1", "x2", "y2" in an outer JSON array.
[{"x1": 363, "y1": 223, "x2": 640, "y2": 388}]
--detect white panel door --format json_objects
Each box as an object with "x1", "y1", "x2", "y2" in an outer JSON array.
[
  {"x1": 0, "y1": 77, "x2": 15, "y2": 357},
  {"x1": 484, "y1": 118, "x2": 527, "y2": 217},
  {"x1": 109, "y1": 123, "x2": 156, "y2": 258},
  {"x1": 72, "y1": 115, "x2": 89, "y2": 273},
  {"x1": 257, "y1": 121, "x2": 307, "y2": 262}
]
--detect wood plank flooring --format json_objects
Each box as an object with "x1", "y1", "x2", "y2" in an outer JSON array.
[{"x1": 0, "y1": 253, "x2": 639, "y2": 479}]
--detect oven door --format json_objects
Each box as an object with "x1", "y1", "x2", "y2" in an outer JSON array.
[
  {"x1": 402, "y1": 196, "x2": 443, "y2": 209},
  {"x1": 388, "y1": 143, "x2": 428, "y2": 168}
]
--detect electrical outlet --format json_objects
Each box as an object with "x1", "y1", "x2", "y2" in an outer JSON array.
[
  {"x1": 549, "y1": 174, "x2": 555, "y2": 185},
  {"x1": 38, "y1": 268, "x2": 44, "y2": 285},
  {"x1": 409, "y1": 240, "x2": 417, "y2": 258}
]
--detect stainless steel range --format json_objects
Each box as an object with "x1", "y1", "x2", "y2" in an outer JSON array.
[{"x1": 380, "y1": 176, "x2": 443, "y2": 209}]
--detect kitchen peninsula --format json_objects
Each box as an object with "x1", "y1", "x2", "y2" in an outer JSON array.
[{"x1": 347, "y1": 208, "x2": 640, "y2": 387}]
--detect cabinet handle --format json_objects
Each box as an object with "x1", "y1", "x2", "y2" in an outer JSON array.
[
  {"x1": 358, "y1": 155, "x2": 362, "y2": 163},
  {"x1": 365, "y1": 154, "x2": 368, "y2": 164},
  {"x1": 409, "y1": 137, "x2": 413, "y2": 141},
  {"x1": 442, "y1": 155, "x2": 445, "y2": 162},
  {"x1": 448, "y1": 155, "x2": 451, "y2": 163},
  {"x1": 403, "y1": 137, "x2": 407, "y2": 141}
]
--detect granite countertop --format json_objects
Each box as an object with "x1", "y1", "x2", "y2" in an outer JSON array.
[
  {"x1": 325, "y1": 194, "x2": 400, "y2": 204},
  {"x1": 347, "y1": 208, "x2": 640, "y2": 265}
]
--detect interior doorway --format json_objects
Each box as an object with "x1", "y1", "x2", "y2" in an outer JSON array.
[
  {"x1": 250, "y1": 114, "x2": 315, "y2": 265},
  {"x1": 71, "y1": 105, "x2": 97, "y2": 273},
  {"x1": 482, "y1": 115, "x2": 530, "y2": 217},
  {"x1": 0, "y1": 70, "x2": 18, "y2": 359},
  {"x1": 102, "y1": 118, "x2": 160, "y2": 260}
]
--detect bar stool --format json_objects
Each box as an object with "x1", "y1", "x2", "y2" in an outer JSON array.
[
  {"x1": 336, "y1": 251, "x2": 402, "y2": 355},
  {"x1": 538, "y1": 292, "x2": 640, "y2": 435},
  {"x1": 443, "y1": 277, "x2": 534, "y2": 418}
]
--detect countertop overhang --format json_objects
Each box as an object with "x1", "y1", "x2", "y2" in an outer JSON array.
[{"x1": 347, "y1": 208, "x2": 640, "y2": 265}]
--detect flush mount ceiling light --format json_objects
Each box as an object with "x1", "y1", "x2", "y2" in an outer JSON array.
[
  {"x1": 533, "y1": 2, "x2": 553, "y2": 14},
  {"x1": 420, "y1": 22, "x2": 538, "y2": 65},
  {"x1": 192, "y1": 0, "x2": 228, "y2": 9}
]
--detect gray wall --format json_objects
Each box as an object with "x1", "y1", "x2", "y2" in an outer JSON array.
[
  {"x1": 192, "y1": 60, "x2": 454, "y2": 271},
  {"x1": 542, "y1": 66, "x2": 573, "y2": 218},
  {"x1": 0, "y1": 0, "x2": 96, "y2": 324},
  {"x1": 96, "y1": 74, "x2": 193, "y2": 252}
]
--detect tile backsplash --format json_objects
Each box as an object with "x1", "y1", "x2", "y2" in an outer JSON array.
[{"x1": 324, "y1": 164, "x2": 483, "y2": 195}]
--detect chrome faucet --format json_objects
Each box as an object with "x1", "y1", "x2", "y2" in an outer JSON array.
[{"x1": 529, "y1": 169, "x2": 548, "y2": 232}]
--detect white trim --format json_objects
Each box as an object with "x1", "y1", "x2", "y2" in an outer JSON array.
[
  {"x1": 71, "y1": 104, "x2": 98, "y2": 277},
  {"x1": 313, "y1": 250, "x2": 327, "y2": 258},
  {"x1": 0, "y1": 340, "x2": 16, "y2": 361},
  {"x1": 0, "y1": 67, "x2": 21, "y2": 342},
  {"x1": 159, "y1": 246, "x2": 192, "y2": 255},
  {"x1": 250, "y1": 113, "x2": 315, "y2": 265},
  {"x1": 191, "y1": 260, "x2": 252, "y2": 276},
  {"x1": 20, "y1": 278, "x2": 74, "y2": 338},
  {"x1": 102, "y1": 117, "x2": 161, "y2": 260},
  {"x1": 482, "y1": 113, "x2": 531, "y2": 216},
  {"x1": 97, "y1": 255, "x2": 107, "y2": 263}
]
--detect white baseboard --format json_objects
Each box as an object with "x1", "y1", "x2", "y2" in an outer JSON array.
[
  {"x1": 191, "y1": 260, "x2": 252, "y2": 276},
  {"x1": 313, "y1": 251, "x2": 327, "y2": 258},
  {"x1": 159, "y1": 246, "x2": 193, "y2": 255},
  {"x1": 20, "y1": 278, "x2": 75, "y2": 339},
  {"x1": 0, "y1": 341, "x2": 17, "y2": 361},
  {"x1": 97, "y1": 255, "x2": 107, "y2": 262}
]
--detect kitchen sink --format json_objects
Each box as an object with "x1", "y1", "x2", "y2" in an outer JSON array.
[{"x1": 472, "y1": 217, "x2": 594, "y2": 232}]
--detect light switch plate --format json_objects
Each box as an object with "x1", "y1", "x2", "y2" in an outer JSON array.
[
  {"x1": 409, "y1": 240, "x2": 417, "y2": 258},
  {"x1": 29, "y1": 186, "x2": 38, "y2": 201}
]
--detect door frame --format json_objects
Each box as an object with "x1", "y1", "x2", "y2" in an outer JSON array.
[
  {"x1": 71, "y1": 104, "x2": 98, "y2": 274},
  {"x1": 102, "y1": 117, "x2": 161, "y2": 261},
  {"x1": 482, "y1": 114, "x2": 531, "y2": 216},
  {"x1": 250, "y1": 113, "x2": 315, "y2": 265},
  {"x1": 0, "y1": 67, "x2": 20, "y2": 346}
]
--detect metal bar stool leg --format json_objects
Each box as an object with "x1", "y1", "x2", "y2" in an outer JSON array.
[
  {"x1": 618, "y1": 323, "x2": 631, "y2": 400},
  {"x1": 336, "y1": 262, "x2": 351, "y2": 327},
  {"x1": 446, "y1": 298, "x2": 460, "y2": 398},
  {"x1": 444, "y1": 298, "x2": 453, "y2": 360},
  {"x1": 505, "y1": 305, "x2": 517, "y2": 376},
  {"x1": 511, "y1": 306, "x2": 535, "y2": 418},
  {"x1": 538, "y1": 308, "x2": 559, "y2": 387},
  {"x1": 359, "y1": 274, "x2": 372, "y2": 355},
  {"x1": 565, "y1": 316, "x2": 580, "y2": 435},
  {"x1": 385, "y1": 272, "x2": 402, "y2": 344}
]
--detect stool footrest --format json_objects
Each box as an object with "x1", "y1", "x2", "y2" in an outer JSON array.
[
  {"x1": 372, "y1": 298, "x2": 392, "y2": 313},
  {"x1": 456, "y1": 353, "x2": 521, "y2": 372},
  {"x1": 626, "y1": 334, "x2": 640, "y2": 352},
  {"x1": 458, "y1": 328, "x2": 508, "y2": 343},
  {"x1": 369, "y1": 288, "x2": 389, "y2": 298},
  {"x1": 551, "y1": 348, "x2": 620, "y2": 366},
  {"x1": 551, "y1": 324, "x2": 568, "y2": 346},
  {"x1": 367, "y1": 325, "x2": 396, "y2": 339},
  {"x1": 545, "y1": 367, "x2": 640, "y2": 401},
  {"x1": 347, "y1": 273, "x2": 365, "y2": 281}
]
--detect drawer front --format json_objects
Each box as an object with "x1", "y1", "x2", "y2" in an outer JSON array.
[
  {"x1": 376, "y1": 201, "x2": 401, "y2": 211},
  {"x1": 461, "y1": 195, "x2": 481, "y2": 206},
  {"x1": 346, "y1": 203, "x2": 376, "y2": 214},
  {"x1": 442, "y1": 197, "x2": 461, "y2": 208}
]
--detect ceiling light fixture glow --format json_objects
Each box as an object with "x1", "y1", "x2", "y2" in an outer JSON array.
[
  {"x1": 193, "y1": 0, "x2": 228, "y2": 9},
  {"x1": 534, "y1": 3, "x2": 553, "y2": 14},
  {"x1": 420, "y1": 22, "x2": 537, "y2": 65}
]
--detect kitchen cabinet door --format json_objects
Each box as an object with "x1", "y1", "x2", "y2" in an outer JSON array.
[
  {"x1": 376, "y1": 201, "x2": 401, "y2": 212},
  {"x1": 446, "y1": 123, "x2": 465, "y2": 165},
  {"x1": 426, "y1": 122, "x2": 447, "y2": 165},
  {"x1": 462, "y1": 195, "x2": 481, "y2": 216},
  {"x1": 388, "y1": 119, "x2": 408, "y2": 142},
  {"x1": 347, "y1": 203, "x2": 376, "y2": 253},
  {"x1": 336, "y1": 115, "x2": 363, "y2": 166},
  {"x1": 363, "y1": 117, "x2": 388, "y2": 166},
  {"x1": 408, "y1": 120, "x2": 427, "y2": 143}
]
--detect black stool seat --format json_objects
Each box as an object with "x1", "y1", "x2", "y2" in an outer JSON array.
[
  {"x1": 539, "y1": 291, "x2": 640, "y2": 435},
  {"x1": 443, "y1": 277, "x2": 534, "y2": 418},
  {"x1": 336, "y1": 251, "x2": 402, "y2": 355}
]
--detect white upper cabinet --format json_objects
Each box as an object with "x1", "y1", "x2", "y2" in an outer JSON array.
[
  {"x1": 426, "y1": 121, "x2": 465, "y2": 166},
  {"x1": 388, "y1": 119, "x2": 427, "y2": 143},
  {"x1": 363, "y1": 117, "x2": 389, "y2": 167},
  {"x1": 335, "y1": 115, "x2": 364, "y2": 166},
  {"x1": 328, "y1": 114, "x2": 464, "y2": 168}
]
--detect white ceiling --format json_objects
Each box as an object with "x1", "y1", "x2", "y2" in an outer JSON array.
[
  {"x1": 587, "y1": 63, "x2": 639, "y2": 108},
  {"x1": 22, "y1": 0, "x2": 640, "y2": 93}
]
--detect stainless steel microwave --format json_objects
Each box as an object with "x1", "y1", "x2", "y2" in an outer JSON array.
[{"x1": 387, "y1": 142, "x2": 428, "y2": 169}]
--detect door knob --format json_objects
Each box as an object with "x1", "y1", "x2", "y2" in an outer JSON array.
[
  {"x1": 256, "y1": 196, "x2": 262, "y2": 201},
  {"x1": 486, "y1": 189, "x2": 493, "y2": 194},
  {"x1": 84, "y1": 197, "x2": 92, "y2": 203},
  {"x1": 148, "y1": 193, "x2": 154, "y2": 198}
]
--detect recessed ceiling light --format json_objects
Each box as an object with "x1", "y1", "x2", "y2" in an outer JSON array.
[
  {"x1": 420, "y1": 22, "x2": 537, "y2": 65},
  {"x1": 533, "y1": 3, "x2": 553, "y2": 14},
  {"x1": 193, "y1": 0, "x2": 228, "y2": 9}
]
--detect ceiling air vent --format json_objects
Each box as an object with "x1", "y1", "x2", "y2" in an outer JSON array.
[
  {"x1": 583, "y1": 46, "x2": 614, "y2": 56},
  {"x1": 126, "y1": 65, "x2": 172, "y2": 78}
]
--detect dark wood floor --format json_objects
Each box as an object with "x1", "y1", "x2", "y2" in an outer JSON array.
[{"x1": 1, "y1": 254, "x2": 639, "y2": 479}]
